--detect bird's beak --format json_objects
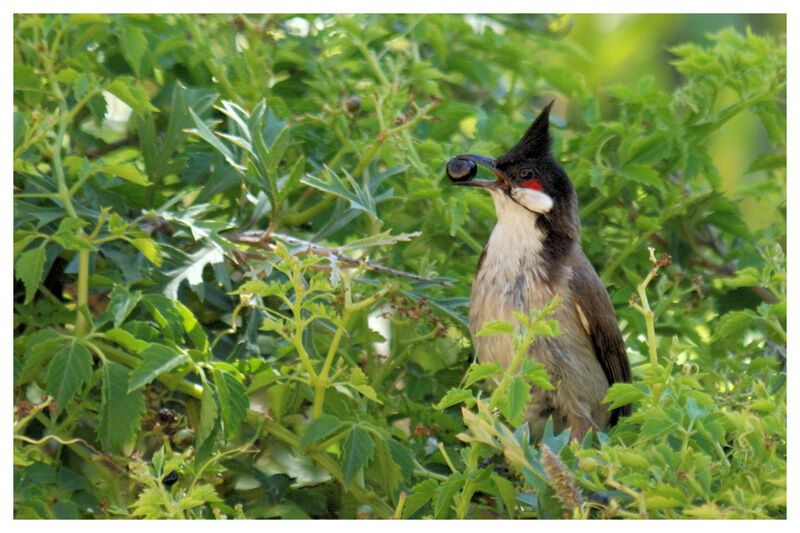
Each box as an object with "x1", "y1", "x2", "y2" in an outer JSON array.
[{"x1": 446, "y1": 154, "x2": 510, "y2": 189}]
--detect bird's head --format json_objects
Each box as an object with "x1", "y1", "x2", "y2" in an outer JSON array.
[{"x1": 446, "y1": 101, "x2": 580, "y2": 244}]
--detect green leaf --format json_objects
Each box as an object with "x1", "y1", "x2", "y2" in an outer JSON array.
[
  {"x1": 175, "y1": 301, "x2": 208, "y2": 354},
  {"x1": 464, "y1": 361, "x2": 503, "y2": 387},
  {"x1": 433, "y1": 387, "x2": 475, "y2": 410},
  {"x1": 371, "y1": 437, "x2": 403, "y2": 495},
  {"x1": 475, "y1": 319, "x2": 514, "y2": 337},
  {"x1": 277, "y1": 155, "x2": 305, "y2": 204},
  {"x1": 213, "y1": 369, "x2": 248, "y2": 439},
  {"x1": 128, "y1": 343, "x2": 189, "y2": 392},
  {"x1": 621, "y1": 133, "x2": 671, "y2": 165},
  {"x1": 129, "y1": 487, "x2": 165, "y2": 519},
  {"x1": 403, "y1": 479, "x2": 438, "y2": 518},
  {"x1": 107, "y1": 78, "x2": 158, "y2": 114},
  {"x1": 20, "y1": 329, "x2": 66, "y2": 383},
  {"x1": 521, "y1": 360, "x2": 555, "y2": 391},
  {"x1": 639, "y1": 412, "x2": 678, "y2": 439},
  {"x1": 491, "y1": 474, "x2": 518, "y2": 518},
  {"x1": 105, "y1": 162, "x2": 151, "y2": 186},
  {"x1": 15, "y1": 243, "x2": 46, "y2": 305},
  {"x1": 106, "y1": 285, "x2": 142, "y2": 328},
  {"x1": 300, "y1": 415, "x2": 346, "y2": 450},
  {"x1": 130, "y1": 238, "x2": 163, "y2": 267},
  {"x1": 177, "y1": 484, "x2": 222, "y2": 512},
  {"x1": 141, "y1": 293, "x2": 184, "y2": 342},
  {"x1": 504, "y1": 379, "x2": 531, "y2": 427},
  {"x1": 121, "y1": 25, "x2": 148, "y2": 76},
  {"x1": 301, "y1": 166, "x2": 378, "y2": 219},
  {"x1": 341, "y1": 425, "x2": 375, "y2": 487},
  {"x1": 196, "y1": 379, "x2": 219, "y2": 446},
  {"x1": 433, "y1": 473, "x2": 465, "y2": 518},
  {"x1": 246, "y1": 368, "x2": 280, "y2": 393},
  {"x1": 386, "y1": 439, "x2": 416, "y2": 483},
  {"x1": 187, "y1": 107, "x2": 244, "y2": 171},
  {"x1": 266, "y1": 124, "x2": 291, "y2": 175},
  {"x1": 104, "y1": 328, "x2": 149, "y2": 352},
  {"x1": 164, "y1": 243, "x2": 224, "y2": 299},
  {"x1": 349, "y1": 367, "x2": 381, "y2": 403},
  {"x1": 98, "y1": 362, "x2": 146, "y2": 453},
  {"x1": 603, "y1": 382, "x2": 649, "y2": 410},
  {"x1": 45, "y1": 341, "x2": 93, "y2": 417}
]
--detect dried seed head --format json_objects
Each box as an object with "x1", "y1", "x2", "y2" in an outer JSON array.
[{"x1": 538, "y1": 442, "x2": 584, "y2": 512}]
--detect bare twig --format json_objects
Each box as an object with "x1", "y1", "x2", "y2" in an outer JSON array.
[{"x1": 229, "y1": 230, "x2": 454, "y2": 287}]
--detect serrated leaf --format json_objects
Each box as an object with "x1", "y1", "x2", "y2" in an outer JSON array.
[
  {"x1": 129, "y1": 487, "x2": 164, "y2": 519},
  {"x1": 20, "y1": 329, "x2": 66, "y2": 383},
  {"x1": 177, "y1": 484, "x2": 221, "y2": 512},
  {"x1": 128, "y1": 344, "x2": 189, "y2": 392},
  {"x1": 386, "y1": 439, "x2": 416, "y2": 483},
  {"x1": 301, "y1": 166, "x2": 378, "y2": 219},
  {"x1": 105, "y1": 162, "x2": 151, "y2": 186},
  {"x1": 433, "y1": 388, "x2": 475, "y2": 410},
  {"x1": 46, "y1": 341, "x2": 93, "y2": 417},
  {"x1": 491, "y1": 474, "x2": 518, "y2": 518},
  {"x1": 175, "y1": 301, "x2": 208, "y2": 353},
  {"x1": 342, "y1": 426, "x2": 375, "y2": 487},
  {"x1": 603, "y1": 382, "x2": 649, "y2": 410},
  {"x1": 266, "y1": 124, "x2": 291, "y2": 175},
  {"x1": 141, "y1": 293, "x2": 184, "y2": 342},
  {"x1": 277, "y1": 155, "x2": 305, "y2": 204},
  {"x1": 107, "y1": 79, "x2": 158, "y2": 114},
  {"x1": 98, "y1": 362, "x2": 145, "y2": 453},
  {"x1": 213, "y1": 369, "x2": 248, "y2": 439},
  {"x1": 475, "y1": 320, "x2": 515, "y2": 337},
  {"x1": 433, "y1": 473, "x2": 465, "y2": 518},
  {"x1": 300, "y1": 415, "x2": 346, "y2": 450},
  {"x1": 521, "y1": 361, "x2": 555, "y2": 391},
  {"x1": 246, "y1": 368, "x2": 279, "y2": 393},
  {"x1": 196, "y1": 380, "x2": 218, "y2": 446},
  {"x1": 464, "y1": 361, "x2": 503, "y2": 387},
  {"x1": 349, "y1": 367, "x2": 381, "y2": 403},
  {"x1": 104, "y1": 328, "x2": 149, "y2": 352},
  {"x1": 187, "y1": 107, "x2": 244, "y2": 171},
  {"x1": 15, "y1": 244, "x2": 46, "y2": 305},
  {"x1": 713, "y1": 310, "x2": 761, "y2": 343},
  {"x1": 106, "y1": 285, "x2": 142, "y2": 328},
  {"x1": 639, "y1": 414, "x2": 677, "y2": 439},
  {"x1": 371, "y1": 437, "x2": 403, "y2": 495},
  {"x1": 622, "y1": 133, "x2": 670, "y2": 166},
  {"x1": 164, "y1": 244, "x2": 224, "y2": 299},
  {"x1": 503, "y1": 379, "x2": 531, "y2": 427},
  {"x1": 338, "y1": 230, "x2": 421, "y2": 250},
  {"x1": 122, "y1": 26, "x2": 148, "y2": 77},
  {"x1": 130, "y1": 238, "x2": 162, "y2": 267},
  {"x1": 403, "y1": 479, "x2": 438, "y2": 518}
]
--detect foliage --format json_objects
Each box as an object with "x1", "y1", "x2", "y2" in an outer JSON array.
[{"x1": 14, "y1": 14, "x2": 785, "y2": 519}]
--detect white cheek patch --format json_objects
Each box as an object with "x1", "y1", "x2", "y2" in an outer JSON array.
[{"x1": 510, "y1": 187, "x2": 554, "y2": 214}]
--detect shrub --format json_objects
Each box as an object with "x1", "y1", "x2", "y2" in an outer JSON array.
[{"x1": 14, "y1": 14, "x2": 785, "y2": 519}]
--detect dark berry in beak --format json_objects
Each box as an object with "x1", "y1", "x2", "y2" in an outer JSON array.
[{"x1": 447, "y1": 157, "x2": 477, "y2": 182}]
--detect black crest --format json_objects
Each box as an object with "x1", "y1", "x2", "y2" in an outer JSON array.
[{"x1": 497, "y1": 101, "x2": 554, "y2": 165}]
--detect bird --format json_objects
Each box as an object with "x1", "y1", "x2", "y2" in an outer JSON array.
[{"x1": 446, "y1": 101, "x2": 632, "y2": 442}]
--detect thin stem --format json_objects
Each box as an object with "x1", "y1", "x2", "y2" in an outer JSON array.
[{"x1": 312, "y1": 309, "x2": 350, "y2": 419}]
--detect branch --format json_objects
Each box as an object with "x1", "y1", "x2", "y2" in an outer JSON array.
[{"x1": 229, "y1": 230, "x2": 454, "y2": 287}]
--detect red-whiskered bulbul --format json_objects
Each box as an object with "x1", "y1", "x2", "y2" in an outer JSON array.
[{"x1": 446, "y1": 102, "x2": 632, "y2": 441}]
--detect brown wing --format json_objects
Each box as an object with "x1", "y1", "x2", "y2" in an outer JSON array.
[{"x1": 569, "y1": 252, "x2": 632, "y2": 424}]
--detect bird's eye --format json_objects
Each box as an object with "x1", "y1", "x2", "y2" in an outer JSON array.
[{"x1": 519, "y1": 168, "x2": 533, "y2": 180}]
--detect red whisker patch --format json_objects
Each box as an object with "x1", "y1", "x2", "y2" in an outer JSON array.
[{"x1": 522, "y1": 179, "x2": 543, "y2": 191}]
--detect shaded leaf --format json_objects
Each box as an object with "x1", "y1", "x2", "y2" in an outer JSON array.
[
  {"x1": 128, "y1": 343, "x2": 189, "y2": 392},
  {"x1": 46, "y1": 341, "x2": 93, "y2": 417},
  {"x1": 342, "y1": 425, "x2": 375, "y2": 487}
]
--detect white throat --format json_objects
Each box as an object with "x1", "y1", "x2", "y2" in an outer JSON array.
[{"x1": 481, "y1": 188, "x2": 552, "y2": 282}]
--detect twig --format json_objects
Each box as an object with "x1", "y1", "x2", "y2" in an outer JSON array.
[{"x1": 229, "y1": 230, "x2": 454, "y2": 287}]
